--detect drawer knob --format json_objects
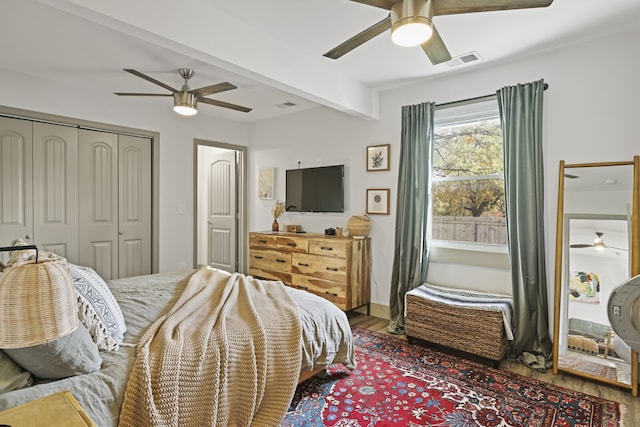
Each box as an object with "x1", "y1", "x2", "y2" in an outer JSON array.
[
  {"x1": 254, "y1": 255, "x2": 263, "y2": 259},
  {"x1": 326, "y1": 267, "x2": 338, "y2": 272},
  {"x1": 325, "y1": 291, "x2": 338, "y2": 297},
  {"x1": 258, "y1": 240, "x2": 267, "y2": 244},
  {"x1": 298, "y1": 263, "x2": 309, "y2": 267},
  {"x1": 276, "y1": 259, "x2": 286, "y2": 263},
  {"x1": 320, "y1": 246, "x2": 333, "y2": 251},
  {"x1": 287, "y1": 243, "x2": 297, "y2": 247}
]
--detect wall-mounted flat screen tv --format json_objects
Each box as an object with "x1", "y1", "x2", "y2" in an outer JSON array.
[{"x1": 286, "y1": 165, "x2": 344, "y2": 213}]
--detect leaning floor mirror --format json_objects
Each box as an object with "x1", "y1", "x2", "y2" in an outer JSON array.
[{"x1": 552, "y1": 158, "x2": 639, "y2": 396}]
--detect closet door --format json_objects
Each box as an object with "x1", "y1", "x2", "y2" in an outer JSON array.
[
  {"x1": 33, "y1": 122, "x2": 78, "y2": 261},
  {"x1": 0, "y1": 117, "x2": 33, "y2": 249},
  {"x1": 118, "y1": 134, "x2": 151, "y2": 278},
  {"x1": 78, "y1": 129, "x2": 118, "y2": 280}
]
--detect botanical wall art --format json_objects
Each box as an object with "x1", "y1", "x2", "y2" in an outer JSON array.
[{"x1": 367, "y1": 144, "x2": 390, "y2": 171}]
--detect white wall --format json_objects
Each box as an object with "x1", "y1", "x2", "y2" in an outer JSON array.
[{"x1": 247, "y1": 24, "x2": 640, "y2": 314}]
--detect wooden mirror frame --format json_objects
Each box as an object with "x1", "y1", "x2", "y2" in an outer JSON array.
[{"x1": 552, "y1": 157, "x2": 639, "y2": 396}]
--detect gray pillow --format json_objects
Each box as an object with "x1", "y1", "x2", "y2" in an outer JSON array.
[
  {"x1": 3, "y1": 326, "x2": 102, "y2": 380},
  {"x1": 0, "y1": 350, "x2": 32, "y2": 394}
]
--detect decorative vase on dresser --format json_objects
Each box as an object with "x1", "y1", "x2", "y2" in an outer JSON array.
[{"x1": 248, "y1": 231, "x2": 371, "y2": 312}]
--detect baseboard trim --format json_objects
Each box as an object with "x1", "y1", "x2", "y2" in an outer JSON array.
[{"x1": 354, "y1": 303, "x2": 390, "y2": 320}]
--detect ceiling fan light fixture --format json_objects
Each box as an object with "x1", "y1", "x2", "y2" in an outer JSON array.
[
  {"x1": 173, "y1": 92, "x2": 198, "y2": 116},
  {"x1": 391, "y1": 18, "x2": 433, "y2": 46},
  {"x1": 391, "y1": 0, "x2": 434, "y2": 47},
  {"x1": 593, "y1": 232, "x2": 606, "y2": 251}
]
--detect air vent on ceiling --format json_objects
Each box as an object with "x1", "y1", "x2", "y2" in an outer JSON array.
[
  {"x1": 446, "y1": 52, "x2": 481, "y2": 68},
  {"x1": 276, "y1": 101, "x2": 297, "y2": 109}
]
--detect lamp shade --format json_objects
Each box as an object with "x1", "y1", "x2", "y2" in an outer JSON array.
[{"x1": 0, "y1": 259, "x2": 78, "y2": 348}]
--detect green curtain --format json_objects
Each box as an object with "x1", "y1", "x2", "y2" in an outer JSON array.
[
  {"x1": 388, "y1": 102, "x2": 435, "y2": 334},
  {"x1": 497, "y1": 80, "x2": 553, "y2": 364}
]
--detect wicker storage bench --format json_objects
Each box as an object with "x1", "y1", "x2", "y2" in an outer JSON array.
[{"x1": 405, "y1": 284, "x2": 511, "y2": 366}]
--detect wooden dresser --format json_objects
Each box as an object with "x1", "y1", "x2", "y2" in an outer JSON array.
[{"x1": 248, "y1": 231, "x2": 371, "y2": 311}]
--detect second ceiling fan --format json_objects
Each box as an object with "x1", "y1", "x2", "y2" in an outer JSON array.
[
  {"x1": 570, "y1": 232, "x2": 628, "y2": 252},
  {"x1": 324, "y1": 0, "x2": 554, "y2": 65},
  {"x1": 115, "y1": 68, "x2": 252, "y2": 116}
]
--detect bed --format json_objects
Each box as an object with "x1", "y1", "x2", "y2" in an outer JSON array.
[{"x1": 0, "y1": 267, "x2": 355, "y2": 426}]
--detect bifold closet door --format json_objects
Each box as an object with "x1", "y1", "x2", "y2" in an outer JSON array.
[
  {"x1": 78, "y1": 129, "x2": 119, "y2": 279},
  {"x1": 33, "y1": 122, "x2": 78, "y2": 261},
  {"x1": 78, "y1": 129, "x2": 151, "y2": 280},
  {"x1": 0, "y1": 117, "x2": 33, "y2": 249},
  {"x1": 118, "y1": 134, "x2": 151, "y2": 278}
]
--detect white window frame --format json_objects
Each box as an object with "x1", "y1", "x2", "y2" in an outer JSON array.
[{"x1": 431, "y1": 96, "x2": 508, "y2": 257}]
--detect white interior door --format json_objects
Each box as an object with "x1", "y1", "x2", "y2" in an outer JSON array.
[{"x1": 206, "y1": 150, "x2": 237, "y2": 272}]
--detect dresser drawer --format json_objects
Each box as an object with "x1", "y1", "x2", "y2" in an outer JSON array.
[
  {"x1": 249, "y1": 233, "x2": 277, "y2": 248},
  {"x1": 308, "y1": 239, "x2": 349, "y2": 258},
  {"x1": 292, "y1": 253, "x2": 347, "y2": 283},
  {"x1": 248, "y1": 267, "x2": 291, "y2": 285},
  {"x1": 249, "y1": 249, "x2": 291, "y2": 272},
  {"x1": 276, "y1": 235, "x2": 309, "y2": 253},
  {"x1": 292, "y1": 274, "x2": 347, "y2": 310}
]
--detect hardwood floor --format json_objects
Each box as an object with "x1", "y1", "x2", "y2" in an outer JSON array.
[{"x1": 348, "y1": 312, "x2": 640, "y2": 426}]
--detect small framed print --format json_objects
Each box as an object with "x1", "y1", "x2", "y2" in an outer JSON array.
[
  {"x1": 258, "y1": 167, "x2": 275, "y2": 200},
  {"x1": 367, "y1": 144, "x2": 390, "y2": 171},
  {"x1": 367, "y1": 188, "x2": 390, "y2": 215}
]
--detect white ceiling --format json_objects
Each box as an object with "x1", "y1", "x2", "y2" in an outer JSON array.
[{"x1": 3, "y1": 0, "x2": 640, "y2": 123}]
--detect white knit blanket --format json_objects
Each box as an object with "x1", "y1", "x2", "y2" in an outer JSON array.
[{"x1": 118, "y1": 267, "x2": 302, "y2": 427}]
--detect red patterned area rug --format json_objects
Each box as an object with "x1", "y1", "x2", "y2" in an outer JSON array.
[{"x1": 281, "y1": 327, "x2": 621, "y2": 427}]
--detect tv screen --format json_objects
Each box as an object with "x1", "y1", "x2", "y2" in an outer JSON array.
[{"x1": 286, "y1": 165, "x2": 344, "y2": 213}]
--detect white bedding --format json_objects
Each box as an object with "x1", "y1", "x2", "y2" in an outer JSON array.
[{"x1": 0, "y1": 270, "x2": 355, "y2": 426}]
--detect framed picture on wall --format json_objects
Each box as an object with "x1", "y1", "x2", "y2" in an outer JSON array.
[
  {"x1": 258, "y1": 167, "x2": 274, "y2": 200},
  {"x1": 366, "y1": 188, "x2": 390, "y2": 215},
  {"x1": 367, "y1": 144, "x2": 390, "y2": 171}
]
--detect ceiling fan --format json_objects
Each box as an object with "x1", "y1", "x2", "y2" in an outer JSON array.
[
  {"x1": 114, "y1": 68, "x2": 252, "y2": 116},
  {"x1": 324, "y1": 0, "x2": 554, "y2": 65},
  {"x1": 570, "y1": 232, "x2": 628, "y2": 252}
]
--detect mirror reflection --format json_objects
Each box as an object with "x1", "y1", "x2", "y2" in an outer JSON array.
[{"x1": 554, "y1": 162, "x2": 636, "y2": 391}]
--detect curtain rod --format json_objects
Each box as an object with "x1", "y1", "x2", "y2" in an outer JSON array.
[{"x1": 436, "y1": 82, "x2": 549, "y2": 109}]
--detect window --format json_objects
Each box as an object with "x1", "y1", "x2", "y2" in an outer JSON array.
[{"x1": 431, "y1": 98, "x2": 506, "y2": 246}]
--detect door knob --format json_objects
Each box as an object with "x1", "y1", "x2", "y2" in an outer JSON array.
[
  {"x1": 119, "y1": 231, "x2": 124, "y2": 236},
  {"x1": 25, "y1": 235, "x2": 33, "y2": 240}
]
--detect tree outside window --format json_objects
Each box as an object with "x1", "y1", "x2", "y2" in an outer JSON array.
[{"x1": 432, "y1": 116, "x2": 506, "y2": 245}]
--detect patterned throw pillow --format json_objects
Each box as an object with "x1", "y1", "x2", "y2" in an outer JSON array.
[{"x1": 68, "y1": 264, "x2": 126, "y2": 351}]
